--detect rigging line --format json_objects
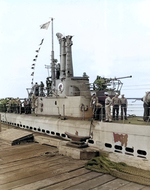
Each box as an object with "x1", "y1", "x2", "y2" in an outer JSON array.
[
  {"x1": 122, "y1": 88, "x2": 150, "y2": 90},
  {"x1": 30, "y1": 24, "x2": 49, "y2": 87},
  {"x1": 123, "y1": 84, "x2": 150, "y2": 87}
]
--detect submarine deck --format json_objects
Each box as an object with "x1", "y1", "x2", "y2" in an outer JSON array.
[{"x1": 0, "y1": 124, "x2": 149, "y2": 190}]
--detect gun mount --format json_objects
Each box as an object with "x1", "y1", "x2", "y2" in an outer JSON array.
[
  {"x1": 91, "y1": 75, "x2": 132, "y2": 100},
  {"x1": 106, "y1": 75, "x2": 132, "y2": 95}
]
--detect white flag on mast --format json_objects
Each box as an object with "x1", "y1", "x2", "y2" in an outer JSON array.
[{"x1": 40, "y1": 21, "x2": 50, "y2": 30}]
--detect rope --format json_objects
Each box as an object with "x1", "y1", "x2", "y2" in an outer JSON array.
[{"x1": 85, "y1": 152, "x2": 150, "y2": 186}]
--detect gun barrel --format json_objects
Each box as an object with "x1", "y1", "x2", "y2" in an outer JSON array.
[{"x1": 115, "y1": 75, "x2": 132, "y2": 80}]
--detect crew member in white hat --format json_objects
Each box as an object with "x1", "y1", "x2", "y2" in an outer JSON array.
[{"x1": 105, "y1": 92, "x2": 112, "y2": 122}]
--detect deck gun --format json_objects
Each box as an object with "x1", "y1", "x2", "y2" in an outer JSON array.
[{"x1": 93, "y1": 75, "x2": 132, "y2": 92}]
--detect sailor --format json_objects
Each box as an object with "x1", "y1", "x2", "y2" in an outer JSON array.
[
  {"x1": 46, "y1": 77, "x2": 52, "y2": 96},
  {"x1": 34, "y1": 82, "x2": 39, "y2": 96},
  {"x1": 31, "y1": 94, "x2": 37, "y2": 113},
  {"x1": 56, "y1": 63, "x2": 60, "y2": 79},
  {"x1": 25, "y1": 98, "x2": 31, "y2": 114},
  {"x1": 95, "y1": 102, "x2": 103, "y2": 120},
  {"x1": 16, "y1": 97, "x2": 21, "y2": 114},
  {"x1": 24, "y1": 98, "x2": 27, "y2": 114},
  {"x1": 120, "y1": 94, "x2": 127, "y2": 120},
  {"x1": 96, "y1": 95, "x2": 105, "y2": 121},
  {"x1": 105, "y1": 92, "x2": 112, "y2": 122},
  {"x1": 100, "y1": 100, "x2": 106, "y2": 121},
  {"x1": 142, "y1": 91, "x2": 150, "y2": 121},
  {"x1": 39, "y1": 81, "x2": 45, "y2": 97},
  {"x1": 7, "y1": 98, "x2": 11, "y2": 113},
  {"x1": 11, "y1": 98, "x2": 16, "y2": 113},
  {"x1": 90, "y1": 94, "x2": 98, "y2": 118},
  {"x1": 112, "y1": 93, "x2": 120, "y2": 120},
  {"x1": 27, "y1": 98, "x2": 32, "y2": 114}
]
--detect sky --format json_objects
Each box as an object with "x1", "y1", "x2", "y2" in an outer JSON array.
[{"x1": 0, "y1": 0, "x2": 150, "y2": 108}]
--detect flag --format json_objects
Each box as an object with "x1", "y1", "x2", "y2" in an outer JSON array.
[
  {"x1": 30, "y1": 35, "x2": 45, "y2": 84},
  {"x1": 40, "y1": 21, "x2": 50, "y2": 30},
  {"x1": 39, "y1": 38, "x2": 44, "y2": 45},
  {"x1": 36, "y1": 48, "x2": 40, "y2": 53}
]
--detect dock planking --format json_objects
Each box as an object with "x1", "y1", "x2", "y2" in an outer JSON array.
[{"x1": 0, "y1": 128, "x2": 149, "y2": 189}]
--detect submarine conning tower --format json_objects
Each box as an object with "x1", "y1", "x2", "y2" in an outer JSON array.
[
  {"x1": 55, "y1": 33, "x2": 90, "y2": 98},
  {"x1": 26, "y1": 32, "x2": 92, "y2": 118}
]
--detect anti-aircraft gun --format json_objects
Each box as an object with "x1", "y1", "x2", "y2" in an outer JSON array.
[
  {"x1": 93, "y1": 75, "x2": 132, "y2": 96},
  {"x1": 92, "y1": 75, "x2": 132, "y2": 107}
]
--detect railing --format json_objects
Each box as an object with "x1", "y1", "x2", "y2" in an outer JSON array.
[
  {"x1": 93, "y1": 101, "x2": 145, "y2": 122},
  {"x1": 0, "y1": 93, "x2": 146, "y2": 123}
]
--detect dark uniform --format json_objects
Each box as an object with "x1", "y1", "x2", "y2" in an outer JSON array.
[
  {"x1": 39, "y1": 81, "x2": 45, "y2": 97},
  {"x1": 90, "y1": 94, "x2": 98, "y2": 119},
  {"x1": 56, "y1": 63, "x2": 60, "y2": 79},
  {"x1": 46, "y1": 77, "x2": 52, "y2": 96},
  {"x1": 97, "y1": 95, "x2": 106, "y2": 121},
  {"x1": 34, "y1": 82, "x2": 39, "y2": 96}
]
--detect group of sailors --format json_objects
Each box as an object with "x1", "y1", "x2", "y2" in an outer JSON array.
[
  {"x1": 6, "y1": 98, "x2": 22, "y2": 114},
  {"x1": 6, "y1": 78, "x2": 53, "y2": 114},
  {"x1": 90, "y1": 92, "x2": 127, "y2": 122},
  {"x1": 33, "y1": 77, "x2": 52, "y2": 97},
  {"x1": 6, "y1": 98, "x2": 31, "y2": 114},
  {"x1": 91, "y1": 91, "x2": 150, "y2": 122}
]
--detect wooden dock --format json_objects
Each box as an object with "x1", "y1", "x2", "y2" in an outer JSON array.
[{"x1": 0, "y1": 126, "x2": 150, "y2": 189}]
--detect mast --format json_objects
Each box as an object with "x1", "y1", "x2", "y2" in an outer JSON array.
[{"x1": 51, "y1": 18, "x2": 55, "y2": 86}]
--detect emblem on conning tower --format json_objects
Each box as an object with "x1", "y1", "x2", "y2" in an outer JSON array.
[{"x1": 58, "y1": 83, "x2": 64, "y2": 93}]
